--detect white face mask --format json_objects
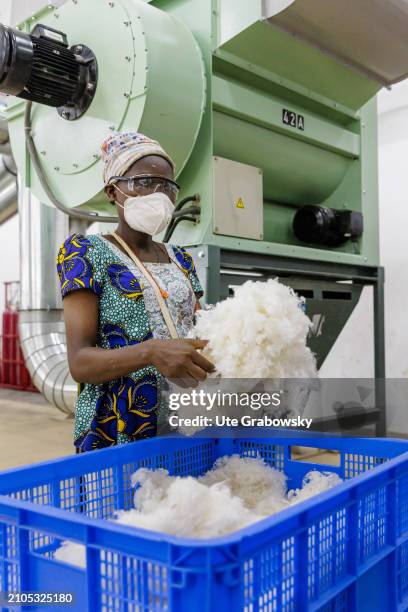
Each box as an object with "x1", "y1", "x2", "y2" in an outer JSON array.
[{"x1": 115, "y1": 188, "x2": 174, "y2": 236}]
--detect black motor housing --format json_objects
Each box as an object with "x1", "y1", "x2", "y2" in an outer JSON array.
[
  {"x1": 0, "y1": 23, "x2": 97, "y2": 120},
  {"x1": 293, "y1": 205, "x2": 363, "y2": 247}
]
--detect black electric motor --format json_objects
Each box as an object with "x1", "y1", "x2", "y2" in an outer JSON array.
[
  {"x1": 0, "y1": 22, "x2": 97, "y2": 120},
  {"x1": 293, "y1": 205, "x2": 363, "y2": 247}
]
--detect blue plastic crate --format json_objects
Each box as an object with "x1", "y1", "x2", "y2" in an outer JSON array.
[{"x1": 1, "y1": 431, "x2": 408, "y2": 611}]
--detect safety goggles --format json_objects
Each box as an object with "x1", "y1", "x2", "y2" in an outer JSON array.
[{"x1": 109, "y1": 174, "x2": 180, "y2": 201}]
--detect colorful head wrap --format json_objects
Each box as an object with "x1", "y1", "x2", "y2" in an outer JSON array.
[{"x1": 101, "y1": 131, "x2": 175, "y2": 185}]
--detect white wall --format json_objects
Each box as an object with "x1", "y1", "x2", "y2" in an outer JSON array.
[
  {"x1": 377, "y1": 82, "x2": 408, "y2": 378},
  {"x1": 0, "y1": 2, "x2": 11, "y2": 25},
  {"x1": 376, "y1": 82, "x2": 408, "y2": 432},
  {"x1": 0, "y1": 215, "x2": 20, "y2": 319}
]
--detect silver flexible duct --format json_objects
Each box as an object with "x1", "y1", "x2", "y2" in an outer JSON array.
[
  {"x1": 0, "y1": 156, "x2": 17, "y2": 223},
  {"x1": 18, "y1": 183, "x2": 76, "y2": 415},
  {"x1": 0, "y1": 118, "x2": 17, "y2": 224}
]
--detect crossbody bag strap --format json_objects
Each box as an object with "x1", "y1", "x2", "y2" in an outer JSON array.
[
  {"x1": 110, "y1": 232, "x2": 179, "y2": 340},
  {"x1": 166, "y1": 245, "x2": 200, "y2": 298}
]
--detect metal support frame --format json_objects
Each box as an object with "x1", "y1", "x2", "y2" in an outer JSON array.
[
  {"x1": 373, "y1": 266, "x2": 386, "y2": 436},
  {"x1": 191, "y1": 245, "x2": 386, "y2": 436}
]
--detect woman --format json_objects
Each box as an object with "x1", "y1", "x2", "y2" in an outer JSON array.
[{"x1": 57, "y1": 131, "x2": 214, "y2": 452}]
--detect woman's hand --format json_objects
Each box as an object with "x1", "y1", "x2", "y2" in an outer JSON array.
[
  {"x1": 63, "y1": 291, "x2": 215, "y2": 386},
  {"x1": 145, "y1": 338, "x2": 215, "y2": 387}
]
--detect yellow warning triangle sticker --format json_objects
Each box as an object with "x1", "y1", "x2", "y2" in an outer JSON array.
[{"x1": 235, "y1": 197, "x2": 245, "y2": 209}]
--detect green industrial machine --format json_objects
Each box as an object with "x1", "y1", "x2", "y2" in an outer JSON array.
[{"x1": 2, "y1": 0, "x2": 408, "y2": 430}]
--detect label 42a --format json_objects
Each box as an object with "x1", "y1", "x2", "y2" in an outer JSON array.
[{"x1": 282, "y1": 109, "x2": 305, "y2": 131}]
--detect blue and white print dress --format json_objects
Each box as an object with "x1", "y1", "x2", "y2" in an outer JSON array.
[{"x1": 56, "y1": 233, "x2": 203, "y2": 452}]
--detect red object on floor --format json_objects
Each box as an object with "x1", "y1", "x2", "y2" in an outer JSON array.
[{"x1": 0, "y1": 282, "x2": 38, "y2": 392}]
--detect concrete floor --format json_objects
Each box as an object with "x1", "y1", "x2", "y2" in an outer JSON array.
[
  {"x1": 291, "y1": 446, "x2": 340, "y2": 466},
  {"x1": 0, "y1": 388, "x2": 74, "y2": 470}
]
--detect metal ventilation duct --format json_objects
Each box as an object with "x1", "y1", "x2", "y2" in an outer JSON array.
[
  {"x1": 17, "y1": 183, "x2": 76, "y2": 415},
  {"x1": 265, "y1": 0, "x2": 408, "y2": 88},
  {"x1": 0, "y1": 116, "x2": 17, "y2": 224}
]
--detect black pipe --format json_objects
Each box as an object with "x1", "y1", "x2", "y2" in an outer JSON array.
[
  {"x1": 174, "y1": 194, "x2": 200, "y2": 214},
  {"x1": 164, "y1": 215, "x2": 197, "y2": 243},
  {"x1": 172, "y1": 205, "x2": 201, "y2": 219},
  {"x1": 164, "y1": 194, "x2": 200, "y2": 242}
]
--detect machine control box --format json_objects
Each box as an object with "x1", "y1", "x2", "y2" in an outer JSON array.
[{"x1": 213, "y1": 156, "x2": 263, "y2": 241}]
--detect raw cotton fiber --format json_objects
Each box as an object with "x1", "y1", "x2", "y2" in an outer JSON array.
[
  {"x1": 198, "y1": 455, "x2": 287, "y2": 510},
  {"x1": 117, "y1": 475, "x2": 258, "y2": 538},
  {"x1": 191, "y1": 278, "x2": 317, "y2": 379},
  {"x1": 172, "y1": 277, "x2": 319, "y2": 435},
  {"x1": 287, "y1": 469, "x2": 343, "y2": 504},
  {"x1": 54, "y1": 541, "x2": 87, "y2": 568},
  {"x1": 54, "y1": 456, "x2": 341, "y2": 567},
  {"x1": 126, "y1": 458, "x2": 342, "y2": 532}
]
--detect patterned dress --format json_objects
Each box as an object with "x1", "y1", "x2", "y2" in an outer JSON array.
[{"x1": 56, "y1": 233, "x2": 203, "y2": 452}]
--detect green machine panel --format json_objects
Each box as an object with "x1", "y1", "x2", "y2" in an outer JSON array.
[{"x1": 6, "y1": 0, "x2": 408, "y2": 266}]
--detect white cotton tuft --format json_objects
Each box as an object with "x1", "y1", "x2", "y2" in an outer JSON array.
[
  {"x1": 54, "y1": 540, "x2": 87, "y2": 568},
  {"x1": 130, "y1": 467, "x2": 172, "y2": 512},
  {"x1": 191, "y1": 278, "x2": 317, "y2": 379},
  {"x1": 175, "y1": 278, "x2": 318, "y2": 434},
  {"x1": 116, "y1": 476, "x2": 258, "y2": 538},
  {"x1": 54, "y1": 457, "x2": 341, "y2": 567},
  {"x1": 198, "y1": 454, "x2": 287, "y2": 510},
  {"x1": 287, "y1": 470, "x2": 343, "y2": 505}
]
